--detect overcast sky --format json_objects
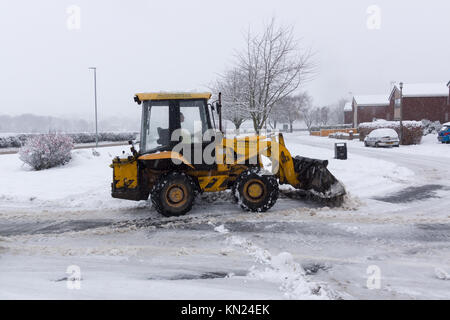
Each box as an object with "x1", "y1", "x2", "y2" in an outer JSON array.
[{"x1": 0, "y1": 0, "x2": 449, "y2": 120}]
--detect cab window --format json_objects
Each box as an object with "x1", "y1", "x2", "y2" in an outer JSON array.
[
  {"x1": 179, "y1": 100, "x2": 209, "y2": 143},
  {"x1": 141, "y1": 101, "x2": 170, "y2": 152}
]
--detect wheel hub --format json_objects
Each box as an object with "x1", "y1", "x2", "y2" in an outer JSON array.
[
  {"x1": 248, "y1": 182, "x2": 264, "y2": 198},
  {"x1": 244, "y1": 179, "x2": 266, "y2": 202},
  {"x1": 167, "y1": 186, "x2": 185, "y2": 204}
]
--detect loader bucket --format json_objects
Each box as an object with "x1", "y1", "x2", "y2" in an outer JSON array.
[{"x1": 292, "y1": 156, "x2": 346, "y2": 200}]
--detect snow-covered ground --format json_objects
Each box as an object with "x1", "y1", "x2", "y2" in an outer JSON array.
[
  {"x1": 0, "y1": 146, "x2": 147, "y2": 217},
  {"x1": 0, "y1": 133, "x2": 449, "y2": 299}
]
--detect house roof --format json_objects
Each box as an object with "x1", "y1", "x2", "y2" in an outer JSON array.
[
  {"x1": 353, "y1": 94, "x2": 389, "y2": 106},
  {"x1": 343, "y1": 102, "x2": 352, "y2": 111},
  {"x1": 390, "y1": 82, "x2": 449, "y2": 99}
]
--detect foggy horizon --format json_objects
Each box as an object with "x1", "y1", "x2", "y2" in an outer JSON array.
[{"x1": 0, "y1": 0, "x2": 449, "y2": 120}]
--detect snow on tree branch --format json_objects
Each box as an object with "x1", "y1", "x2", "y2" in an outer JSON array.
[{"x1": 217, "y1": 17, "x2": 315, "y2": 133}]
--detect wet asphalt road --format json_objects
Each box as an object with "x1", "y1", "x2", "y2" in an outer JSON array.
[{"x1": 1, "y1": 213, "x2": 449, "y2": 244}]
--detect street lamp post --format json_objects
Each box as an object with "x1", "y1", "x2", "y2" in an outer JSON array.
[
  {"x1": 89, "y1": 67, "x2": 98, "y2": 148},
  {"x1": 399, "y1": 82, "x2": 403, "y2": 145}
]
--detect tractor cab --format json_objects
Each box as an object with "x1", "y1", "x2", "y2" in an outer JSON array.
[
  {"x1": 111, "y1": 92, "x2": 223, "y2": 203},
  {"x1": 134, "y1": 93, "x2": 217, "y2": 155}
]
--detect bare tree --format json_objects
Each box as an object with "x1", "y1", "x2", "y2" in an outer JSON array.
[
  {"x1": 298, "y1": 96, "x2": 316, "y2": 133},
  {"x1": 267, "y1": 102, "x2": 283, "y2": 129},
  {"x1": 212, "y1": 68, "x2": 249, "y2": 131},
  {"x1": 301, "y1": 107, "x2": 316, "y2": 133},
  {"x1": 326, "y1": 98, "x2": 348, "y2": 125},
  {"x1": 236, "y1": 18, "x2": 314, "y2": 133},
  {"x1": 319, "y1": 106, "x2": 329, "y2": 126},
  {"x1": 271, "y1": 92, "x2": 312, "y2": 132}
]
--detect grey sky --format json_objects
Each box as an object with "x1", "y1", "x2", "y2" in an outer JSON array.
[{"x1": 0, "y1": 0, "x2": 449, "y2": 121}]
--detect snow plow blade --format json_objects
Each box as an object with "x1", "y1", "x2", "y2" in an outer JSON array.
[{"x1": 290, "y1": 156, "x2": 346, "y2": 205}]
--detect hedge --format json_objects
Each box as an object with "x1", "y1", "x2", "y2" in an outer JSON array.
[{"x1": 0, "y1": 132, "x2": 138, "y2": 149}]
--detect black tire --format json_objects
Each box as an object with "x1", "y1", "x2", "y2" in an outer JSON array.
[
  {"x1": 364, "y1": 141, "x2": 369, "y2": 147},
  {"x1": 234, "y1": 167, "x2": 279, "y2": 212},
  {"x1": 375, "y1": 142, "x2": 380, "y2": 148},
  {"x1": 151, "y1": 172, "x2": 196, "y2": 217}
]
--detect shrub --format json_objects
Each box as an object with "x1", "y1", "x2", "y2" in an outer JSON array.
[
  {"x1": 19, "y1": 134, "x2": 74, "y2": 170},
  {"x1": 358, "y1": 120, "x2": 423, "y2": 145},
  {"x1": 421, "y1": 119, "x2": 442, "y2": 135}
]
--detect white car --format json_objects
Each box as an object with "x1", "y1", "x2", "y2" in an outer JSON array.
[{"x1": 364, "y1": 128, "x2": 400, "y2": 148}]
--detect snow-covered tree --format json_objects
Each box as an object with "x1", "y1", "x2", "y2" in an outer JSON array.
[
  {"x1": 319, "y1": 106, "x2": 329, "y2": 126},
  {"x1": 212, "y1": 68, "x2": 249, "y2": 131},
  {"x1": 236, "y1": 18, "x2": 314, "y2": 133},
  {"x1": 300, "y1": 101, "x2": 317, "y2": 133},
  {"x1": 280, "y1": 93, "x2": 312, "y2": 132},
  {"x1": 267, "y1": 102, "x2": 283, "y2": 129}
]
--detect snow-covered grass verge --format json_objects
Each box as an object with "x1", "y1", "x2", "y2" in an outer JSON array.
[{"x1": 0, "y1": 146, "x2": 147, "y2": 214}]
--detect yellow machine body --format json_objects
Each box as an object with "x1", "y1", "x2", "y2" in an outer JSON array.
[{"x1": 111, "y1": 133, "x2": 300, "y2": 196}]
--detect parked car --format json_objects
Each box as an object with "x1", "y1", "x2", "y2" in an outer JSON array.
[
  {"x1": 438, "y1": 122, "x2": 450, "y2": 144},
  {"x1": 364, "y1": 128, "x2": 400, "y2": 148}
]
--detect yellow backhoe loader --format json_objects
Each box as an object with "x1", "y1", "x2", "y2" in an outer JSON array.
[{"x1": 111, "y1": 92, "x2": 345, "y2": 216}]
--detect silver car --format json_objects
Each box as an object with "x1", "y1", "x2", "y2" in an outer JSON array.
[{"x1": 364, "y1": 128, "x2": 400, "y2": 148}]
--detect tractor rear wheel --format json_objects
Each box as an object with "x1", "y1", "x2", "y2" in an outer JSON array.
[
  {"x1": 151, "y1": 172, "x2": 196, "y2": 217},
  {"x1": 234, "y1": 168, "x2": 279, "y2": 212}
]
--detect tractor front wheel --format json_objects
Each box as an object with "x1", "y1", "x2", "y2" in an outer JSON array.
[
  {"x1": 151, "y1": 172, "x2": 196, "y2": 217},
  {"x1": 234, "y1": 168, "x2": 279, "y2": 212}
]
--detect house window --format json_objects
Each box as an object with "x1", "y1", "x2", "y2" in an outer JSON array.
[{"x1": 395, "y1": 98, "x2": 401, "y2": 108}]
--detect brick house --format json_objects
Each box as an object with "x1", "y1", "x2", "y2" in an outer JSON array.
[
  {"x1": 351, "y1": 94, "x2": 390, "y2": 127},
  {"x1": 388, "y1": 82, "x2": 450, "y2": 123},
  {"x1": 344, "y1": 102, "x2": 353, "y2": 124}
]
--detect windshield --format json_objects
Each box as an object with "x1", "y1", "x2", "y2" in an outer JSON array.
[{"x1": 441, "y1": 126, "x2": 449, "y2": 132}]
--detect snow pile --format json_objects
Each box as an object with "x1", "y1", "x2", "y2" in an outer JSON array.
[
  {"x1": 18, "y1": 134, "x2": 74, "y2": 170},
  {"x1": 227, "y1": 235, "x2": 332, "y2": 299},
  {"x1": 434, "y1": 268, "x2": 450, "y2": 280},
  {"x1": 213, "y1": 224, "x2": 229, "y2": 234}
]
